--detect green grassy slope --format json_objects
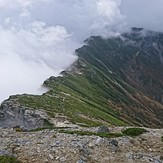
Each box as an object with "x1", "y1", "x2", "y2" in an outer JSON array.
[{"x1": 13, "y1": 32, "x2": 163, "y2": 128}]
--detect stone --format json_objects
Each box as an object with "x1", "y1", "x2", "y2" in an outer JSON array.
[
  {"x1": 43, "y1": 158, "x2": 49, "y2": 162},
  {"x1": 55, "y1": 157, "x2": 60, "y2": 160},
  {"x1": 97, "y1": 126, "x2": 110, "y2": 133},
  {"x1": 95, "y1": 137, "x2": 102, "y2": 145},
  {"x1": 110, "y1": 139, "x2": 118, "y2": 147},
  {"x1": 76, "y1": 159, "x2": 86, "y2": 163},
  {"x1": 88, "y1": 142, "x2": 94, "y2": 147},
  {"x1": 160, "y1": 156, "x2": 163, "y2": 160},
  {"x1": 126, "y1": 152, "x2": 133, "y2": 160},
  {"x1": 60, "y1": 157, "x2": 66, "y2": 162},
  {"x1": 49, "y1": 154, "x2": 54, "y2": 160}
]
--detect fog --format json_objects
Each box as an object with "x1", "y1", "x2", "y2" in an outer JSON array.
[{"x1": 0, "y1": 0, "x2": 163, "y2": 103}]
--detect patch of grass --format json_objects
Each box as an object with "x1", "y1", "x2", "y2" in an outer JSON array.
[
  {"x1": 30, "y1": 126, "x2": 70, "y2": 132},
  {"x1": 18, "y1": 56, "x2": 131, "y2": 127},
  {"x1": 0, "y1": 156, "x2": 21, "y2": 163},
  {"x1": 19, "y1": 91, "x2": 125, "y2": 127},
  {"x1": 14, "y1": 128, "x2": 24, "y2": 132},
  {"x1": 59, "y1": 130, "x2": 123, "y2": 138},
  {"x1": 8, "y1": 35, "x2": 163, "y2": 130},
  {"x1": 122, "y1": 128, "x2": 147, "y2": 136}
]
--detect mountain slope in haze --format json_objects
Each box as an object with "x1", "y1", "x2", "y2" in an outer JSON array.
[{"x1": 0, "y1": 28, "x2": 163, "y2": 129}]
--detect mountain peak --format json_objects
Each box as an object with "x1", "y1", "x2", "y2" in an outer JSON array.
[{"x1": 131, "y1": 27, "x2": 144, "y2": 32}]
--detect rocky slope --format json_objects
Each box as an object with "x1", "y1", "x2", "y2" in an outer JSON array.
[{"x1": 0, "y1": 126, "x2": 162, "y2": 163}]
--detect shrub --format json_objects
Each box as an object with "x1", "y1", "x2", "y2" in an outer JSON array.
[
  {"x1": 14, "y1": 128, "x2": 24, "y2": 132},
  {"x1": 122, "y1": 128, "x2": 147, "y2": 136}
]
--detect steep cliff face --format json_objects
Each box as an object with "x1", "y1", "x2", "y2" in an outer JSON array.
[{"x1": 0, "y1": 28, "x2": 163, "y2": 129}]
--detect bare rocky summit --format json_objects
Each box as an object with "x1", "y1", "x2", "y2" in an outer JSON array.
[{"x1": 0, "y1": 127, "x2": 162, "y2": 163}]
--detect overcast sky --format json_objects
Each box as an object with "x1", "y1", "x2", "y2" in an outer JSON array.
[
  {"x1": 121, "y1": 0, "x2": 163, "y2": 32},
  {"x1": 0, "y1": 0, "x2": 163, "y2": 103}
]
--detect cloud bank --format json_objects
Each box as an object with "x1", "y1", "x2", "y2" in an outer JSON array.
[
  {"x1": 0, "y1": 0, "x2": 123, "y2": 103},
  {"x1": 0, "y1": 0, "x2": 163, "y2": 103}
]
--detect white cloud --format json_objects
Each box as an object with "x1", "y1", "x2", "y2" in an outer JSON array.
[
  {"x1": 0, "y1": 0, "x2": 11, "y2": 7},
  {"x1": 91, "y1": 0, "x2": 125, "y2": 37},
  {"x1": 0, "y1": 53, "x2": 55, "y2": 102},
  {"x1": 0, "y1": 20, "x2": 78, "y2": 103},
  {"x1": 97, "y1": 0, "x2": 121, "y2": 18},
  {"x1": 19, "y1": 8, "x2": 30, "y2": 17},
  {"x1": 0, "y1": 0, "x2": 52, "y2": 8}
]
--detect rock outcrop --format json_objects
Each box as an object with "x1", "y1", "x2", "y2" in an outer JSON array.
[
  {"x1": 0, "y1": 96, "x2": 79, "y2": 130},
  {"x1": 0, "y1": 97, "x2": 50, "y2": 130}
]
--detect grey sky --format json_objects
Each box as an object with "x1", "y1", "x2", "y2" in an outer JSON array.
[{"x1": 121, "y1": 0, "x2": 163, "y2": 32}]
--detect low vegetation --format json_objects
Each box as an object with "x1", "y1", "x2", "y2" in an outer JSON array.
[
  {"x1": 0, "y1": 156, "x2": 20, "y2": 163},
  {"x1": 59, "y1": 130, "x2": 123, "y2": 138},
  {"x1": 122, "y1": 128, "x2": 147, "y2": 136}
]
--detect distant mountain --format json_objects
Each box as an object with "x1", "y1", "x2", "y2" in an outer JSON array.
[{"x1": 1, "y1": 28, "x2": 163, "y2": 129}]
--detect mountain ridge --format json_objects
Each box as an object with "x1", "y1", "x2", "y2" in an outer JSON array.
[{"x1": 0, "y1": 28, "x2": 163, "y2": 130}]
